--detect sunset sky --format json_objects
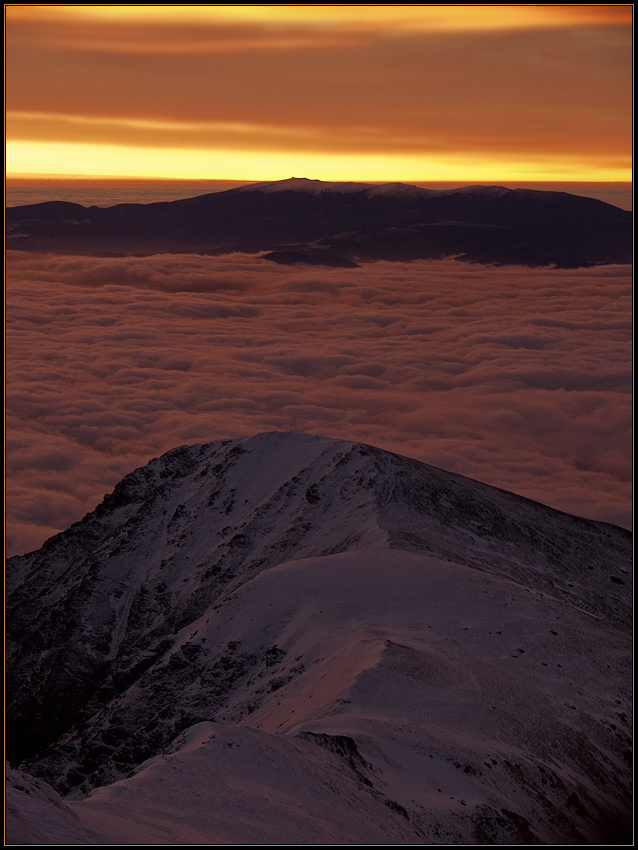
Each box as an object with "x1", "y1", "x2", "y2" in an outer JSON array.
[
  {"x1": 5, "y1": 4, "x2": 632, "y2": 182},
  {"x1": 6, "y1": 7, "x2": 633, "y2": 558}
]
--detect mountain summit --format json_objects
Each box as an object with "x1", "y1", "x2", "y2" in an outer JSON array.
[
  {"x1": 6, "y1": 432, "x2": 632, "y2": 844},
  {"x1": 6, "y1": 179, "x2": 631, "y2": 267}
]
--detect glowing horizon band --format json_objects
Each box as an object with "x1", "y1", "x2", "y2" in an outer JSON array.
[{"x1": 6, "y1": 140, "x2": 630, "y2": 183}]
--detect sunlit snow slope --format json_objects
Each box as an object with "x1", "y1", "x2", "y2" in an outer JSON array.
[{"x1": 6, "y1": 432, "x2": 632, "y2": 844}]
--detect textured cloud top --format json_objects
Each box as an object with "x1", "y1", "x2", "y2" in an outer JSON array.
[{"x1": 6, "y1": 253, "x2": 631, "y2": 555}]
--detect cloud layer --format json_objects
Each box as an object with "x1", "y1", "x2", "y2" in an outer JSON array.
[{"x1": 6, "y1": 252, "x2": 631, "y2": 556}]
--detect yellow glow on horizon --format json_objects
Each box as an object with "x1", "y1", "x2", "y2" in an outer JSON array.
[
  {"x1": 6, "y1": 141, "x2": 630, "y2": 184},
  {"x1": 7, "y1": 5, "x2": 633, "y2": 31}
]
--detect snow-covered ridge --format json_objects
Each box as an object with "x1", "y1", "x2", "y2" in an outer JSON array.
[
  {"x1": 232, "y1": 176, "x2": 509, "y2": 199},
  {"x1": 233, "y1": 176, "x2": 374, "y2": 194},
  {"x1": 6, "y1": 432, "x2": 632, "y2": 844}
]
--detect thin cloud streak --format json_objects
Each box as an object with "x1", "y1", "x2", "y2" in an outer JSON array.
[
  {"x1": 6, "y1": 253, "x2": 631, "y2": 556},
  {"x1": 7, "y1": 106, "x2": 629, "y2": 158}
]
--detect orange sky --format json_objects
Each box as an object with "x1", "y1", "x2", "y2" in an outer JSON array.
[{"x1": 5, "y1": 5, "x2": 633, "y2": 181}]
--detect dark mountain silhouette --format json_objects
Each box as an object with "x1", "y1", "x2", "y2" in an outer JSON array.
[{"x1": 6, "y1": 178, "x2": 632, "y2": 267}]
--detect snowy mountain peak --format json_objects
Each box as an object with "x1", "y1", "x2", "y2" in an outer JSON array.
[
  {"x1": 232, "y1": 178, "x2": 522, "y2": 200},
  {"x1": 234, "y1": 177, "x2": 374, "y2": 194},
  {"x1": 6, "y1": 432, "x2": 632, "y2": 843}
]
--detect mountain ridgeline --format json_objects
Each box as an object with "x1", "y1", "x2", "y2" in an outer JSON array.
[
  {"x1": 5, "y1": 432, "x2": 632, "y2": 844},
  {"x1": 6, "y1": 178, "x2": 632, "y2": 267}
]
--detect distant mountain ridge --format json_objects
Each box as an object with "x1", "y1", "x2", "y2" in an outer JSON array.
[
  {"x1": 6, "y1": 178, "x2": 632, "y2": 267},
  {"x1": 6, "y1": 432, "x2": 632, "y2": 844}
]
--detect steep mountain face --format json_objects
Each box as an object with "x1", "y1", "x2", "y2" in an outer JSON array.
[
  {"x1": 6, "y1": 432, "x2": 632, "y2": 844},
  {"x1": 6, "y1": 178, "x2": 632, "y2": 267}
]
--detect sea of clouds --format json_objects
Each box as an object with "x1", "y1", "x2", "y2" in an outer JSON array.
[{"x1": 6, "y1": 252, "x2": 631, "y2": 556}]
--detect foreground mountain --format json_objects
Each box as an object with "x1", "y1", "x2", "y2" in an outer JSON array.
[
  {"x1": 6, "y1": 178, "x2": 632, "y2": 267},
  {"x1": 6, "y1": 432, "x2": 632, "y2": 844}
]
